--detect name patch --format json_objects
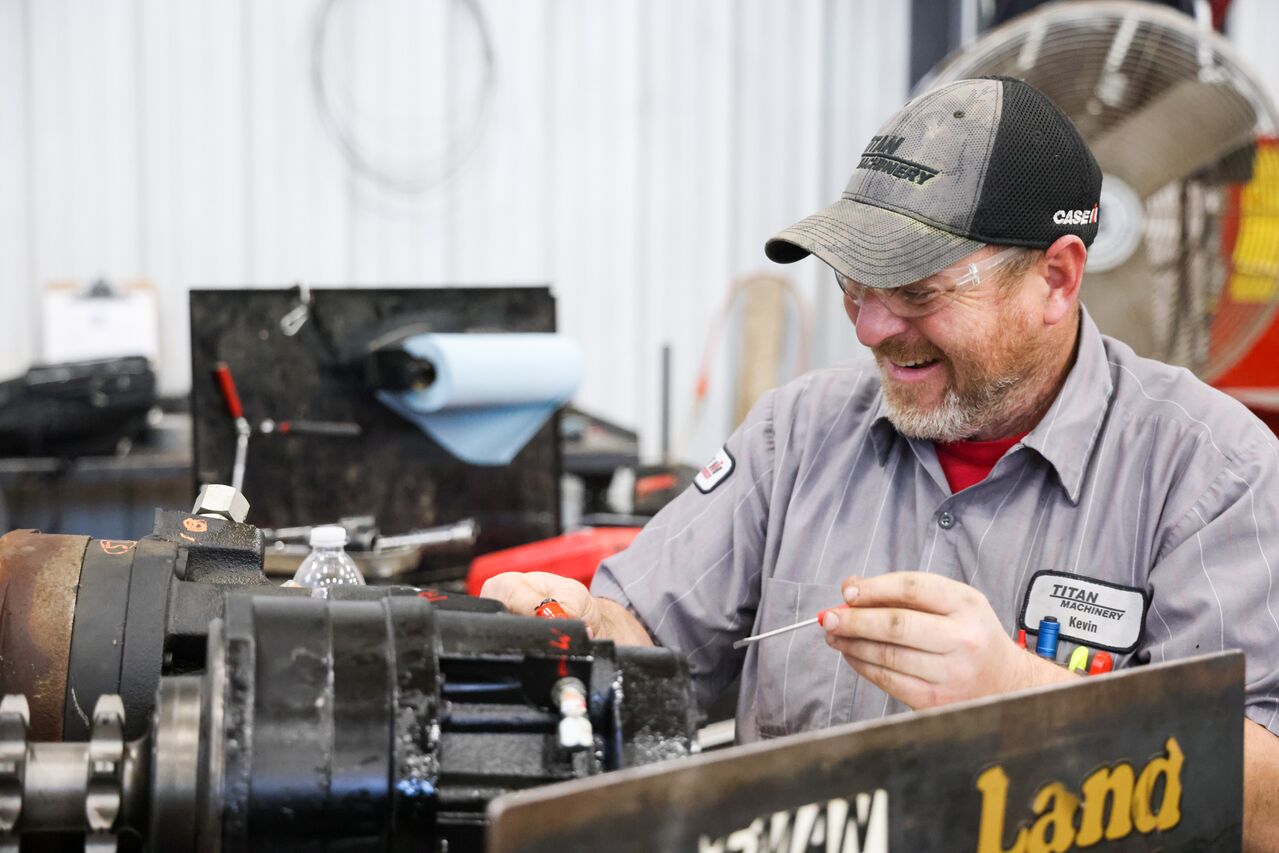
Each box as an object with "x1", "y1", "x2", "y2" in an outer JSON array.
[
  {"x1": 694, "y1": 446, "x2": 736, "y2": 494},
  {"x1": 1019, "y1": 570, "x2": 1148, "y2": 654}
]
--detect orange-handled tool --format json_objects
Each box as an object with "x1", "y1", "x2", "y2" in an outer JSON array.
[{"x1": 535, "y1": 598, "x2": 570, "y2": 619}]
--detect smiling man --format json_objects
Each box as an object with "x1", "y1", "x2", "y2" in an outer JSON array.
[{"x1": 482, "y1": 77, "x2": 1279, "y2": 848}]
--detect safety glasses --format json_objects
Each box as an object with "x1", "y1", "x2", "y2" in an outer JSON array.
[{"x1": 834, "y1": 246, "x2": 1024, "y2": 318}]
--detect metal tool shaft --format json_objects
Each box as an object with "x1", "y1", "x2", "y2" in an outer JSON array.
[
  {"x1": 732, "y1": 616, "x2": 820, "y2": 649},
  {"x1": 231, "y1": 419, "x2": 250, "y2": 494}
]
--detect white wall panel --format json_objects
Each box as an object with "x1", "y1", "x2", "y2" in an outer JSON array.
[
  {"x1": 5, "y1": 0, "x2": 911, "y2": 465},
  {"x1": 139, "y1": 0, "x2": 253, "y2": 394},
  {"x1": 248, "y1": 0, "x2": 352, "y2": 286},
  {"x1": 25, "y1": 0, "x2": 144, "y2": 324},
  {"x1": 0, "y1": 0, "x2": 31, "y2": 381},
  {"x1": 1227, "y1": 0, "x2": 1279, "y2": 111}
]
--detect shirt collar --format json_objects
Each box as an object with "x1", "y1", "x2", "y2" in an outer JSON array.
[
  {"x1": 867, "y1": 306, "x2": 1114, "y2": 504},
  {"x1": 869, "y1": 394, "x2": 897, "y2": 464},
  {"x1": 1020, "y1": 306, "x2": 1113, "y2": 504}
]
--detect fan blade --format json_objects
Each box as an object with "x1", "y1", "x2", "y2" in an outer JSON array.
[
  {"x1": 1090, "y1": 79, "x2": 1256, "y2": 199},
  {"x1": 1081, "y1": 251, "x2": 1161, "y2": 359}
]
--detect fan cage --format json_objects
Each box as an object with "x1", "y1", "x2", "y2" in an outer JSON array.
[{"x1": 925, "y1": 0, "x2": 1279, "y2": 382}]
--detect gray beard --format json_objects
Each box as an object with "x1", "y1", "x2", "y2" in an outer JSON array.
[{"x1": 882, "y1": 372, "x2": 1024, "y2": 442}]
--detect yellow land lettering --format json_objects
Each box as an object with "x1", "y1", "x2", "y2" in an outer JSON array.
[{"x1": 975, "y1": 737, "x2": 1185, "y2": 852}]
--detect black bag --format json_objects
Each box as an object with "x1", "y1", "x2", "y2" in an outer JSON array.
[{"x1": 0, "y1": 357, "x2": 156, "y2": 456}]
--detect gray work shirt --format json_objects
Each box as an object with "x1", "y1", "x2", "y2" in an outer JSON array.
[{"x1": 592, "y1": 308, "x2": 1279, "y2": 742}]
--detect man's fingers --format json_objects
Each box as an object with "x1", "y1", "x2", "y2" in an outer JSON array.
[
  {"x1": 841, "y1": 572, "x2": 972, "y2": 615},
  {"x1": 828, "y1": 637, "x2": 949, "y2": 683},
  {"x1": 478, "y1": 574, "x2": 544, "y2": 615},
  {"x1": 479, "y1": 572, "x2": 592, "y2": 618},
  {"x1": 821, "y1": 606, "x2": 953, "y2": 652},
  {"x1": 844, "y1": 656, "x2": 937, "y2": 710}
]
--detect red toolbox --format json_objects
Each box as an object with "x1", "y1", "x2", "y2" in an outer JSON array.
[{"x1": 467, "y1": 527, "x2": 643, "y2": 596}]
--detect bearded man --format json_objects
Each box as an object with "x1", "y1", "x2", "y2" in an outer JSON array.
[{"x1": 482, "y1": 77, "x2": 1279, "y2": 848}]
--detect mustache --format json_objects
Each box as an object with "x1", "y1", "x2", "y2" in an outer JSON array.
[{"x1": 874, "y1": 341, "x2": 946, "y2": 363}]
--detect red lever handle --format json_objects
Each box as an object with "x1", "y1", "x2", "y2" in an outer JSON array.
[{"x1": 214, "y1": 362, "x2": 244, "y2": 420}]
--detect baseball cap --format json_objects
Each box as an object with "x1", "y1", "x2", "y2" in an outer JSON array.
[{"x1": 765, "y1": 76, "x2": 1102, "y2": 288}]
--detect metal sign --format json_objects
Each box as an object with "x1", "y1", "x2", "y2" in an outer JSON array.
[{"x1": 488, "y1": 652, "x2": 1243, "y2": 852}]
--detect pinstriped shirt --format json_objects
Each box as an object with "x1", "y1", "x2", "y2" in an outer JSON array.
[{"x1": 592, "y1": 308, "x2": 1279, "y2": 742}]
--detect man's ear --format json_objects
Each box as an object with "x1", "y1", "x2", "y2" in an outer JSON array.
[{"x1": 1041, "y1": 235, "x2": 1087, "y2": 326}]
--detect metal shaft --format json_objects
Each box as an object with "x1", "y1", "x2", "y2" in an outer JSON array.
[
  {"x1": 732, "y1": 616, "x2": 821, "y2": 649},
  {"x1": 231, "y1": 419, "x2": 250, "y2": 493},
  {"x1": 376, "y1": 519, "x2": 478, "y2": 551}
]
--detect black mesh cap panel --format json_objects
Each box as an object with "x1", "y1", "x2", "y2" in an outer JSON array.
[{"x1": 970, "y1": 76, "x2": 1103, "y2": 248}]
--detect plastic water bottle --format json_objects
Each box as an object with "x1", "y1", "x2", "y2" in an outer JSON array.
[{"x1": 291, "y1": 526, "x2": 366, "y2": 589}]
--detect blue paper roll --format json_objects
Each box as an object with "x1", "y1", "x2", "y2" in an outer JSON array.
[{"x1": 375, "y1": 333, "x2": 583, "y2": 466}]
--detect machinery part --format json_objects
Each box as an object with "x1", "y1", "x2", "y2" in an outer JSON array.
[
  {"x1": 147, "y1": 677, "x2": 201, "y2": 852},
  {"x1": 157, "y1": 505, "x2": 266, "y2": 585},
  {"x1": 85, "y1": 696, "x2": 124, "y2": 851},
  {"x1": 552, "y1": 678, "x2": 592, "y2": 750},
  {"x1": 0, "y1": 695, "x2": 28, "y2": 852},
  {"x1": 0, "y1": 531, "x2": 88, "y2": 741},
  {"x1": 191, "y1": 484, "x2": 250, "y2": 525},
  {"x1": 4, "y1": 594, "x2": 697, "y2": 850},
  {"x1": 0, "y1": 497, "x2": 501, "y2": 746},
  {"x1": 0, "y1": 693, "x2": 147, "y2": 849}
]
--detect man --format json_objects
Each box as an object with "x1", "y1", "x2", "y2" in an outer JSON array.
[{"x1": 483, "y1": 77, "x2": 1279, "y2": 847}]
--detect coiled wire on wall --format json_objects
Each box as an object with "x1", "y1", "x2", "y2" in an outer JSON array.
[{"x1": 310, "y1": 0, "x2": 497, "y2": 195}]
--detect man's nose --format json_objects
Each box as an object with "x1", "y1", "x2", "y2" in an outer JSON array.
[{"x1": 853, "y1": 294, "x2": 912, "y2": 348}]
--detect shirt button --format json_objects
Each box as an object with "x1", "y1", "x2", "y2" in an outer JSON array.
[{"x1": 938, "y1": 511, "x2": 955, "y2": 530}]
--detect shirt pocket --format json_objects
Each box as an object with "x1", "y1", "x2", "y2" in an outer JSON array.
[{"x1": 751, "y1": 577, "x2": 848, "y2": 739}]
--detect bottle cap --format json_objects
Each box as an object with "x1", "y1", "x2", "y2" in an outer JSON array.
[{"x1": 309, "y1": 525, "x2": 348, "y2": 548}]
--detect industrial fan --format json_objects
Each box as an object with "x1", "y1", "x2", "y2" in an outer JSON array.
[{"x1": 926, "y1": 0, "x2": 1279, "y2": 384}]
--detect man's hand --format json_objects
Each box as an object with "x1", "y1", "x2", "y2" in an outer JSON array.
[
  {"x1": 821, "y1": 572, "x2": 1072, "y2": 709},
  {"x1": 478, "y1": 571, "x2": 653, "y2": 646},
  {"x1": 1246, "y1": 719, "x2": 1279, "y2": 852}
]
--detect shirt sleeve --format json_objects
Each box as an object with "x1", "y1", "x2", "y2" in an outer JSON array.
[
  {"x1": 591, "y1": 391, "x2": 776, "y2": 711},
  {"x1": 1144, "y1": 442, "x2": 1279, "y2": 735}
]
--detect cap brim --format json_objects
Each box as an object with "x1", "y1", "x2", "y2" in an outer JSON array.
[{"x1": 764, "y1": 198, "x2": 985, "y2": 288}]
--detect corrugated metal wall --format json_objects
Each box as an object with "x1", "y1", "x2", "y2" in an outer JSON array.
[
  {"x1": 1229, "y1": 0, "x2": 1279, "y2": 98},
  {"x1": 0, "y1": 0, "x2": 909, "y2": 465}
]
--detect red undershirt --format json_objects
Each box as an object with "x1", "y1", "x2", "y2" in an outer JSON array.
[{"x1": 934, "y1": 432, "x2": 1028, "y2": 493}]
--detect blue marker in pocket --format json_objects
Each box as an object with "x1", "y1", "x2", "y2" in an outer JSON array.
[{"x1": 1035, "y1": 616, "x2": 1061, "y2": 661}]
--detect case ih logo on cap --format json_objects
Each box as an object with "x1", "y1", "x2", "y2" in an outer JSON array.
[{"x1": 1053, "y1": 204, "x2": 1098, "y2": 226}]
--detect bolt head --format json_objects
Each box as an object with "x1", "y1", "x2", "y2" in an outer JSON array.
[{"x1": 193, "y1": 484, "x2": 250, "y2": 523}]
